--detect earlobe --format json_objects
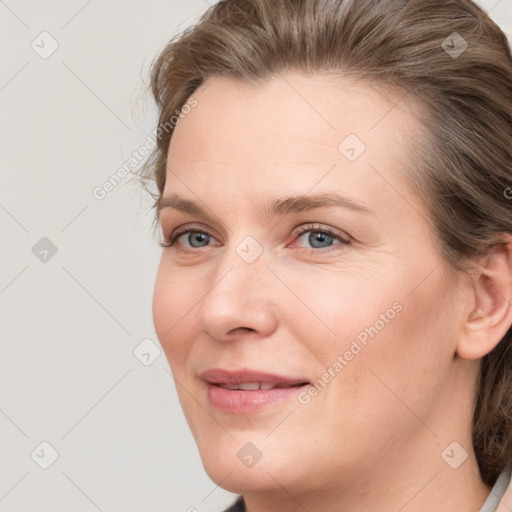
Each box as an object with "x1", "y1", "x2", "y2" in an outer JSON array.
[{"x1": 457, "y1": 236, "x2": 512, "y2": 360}]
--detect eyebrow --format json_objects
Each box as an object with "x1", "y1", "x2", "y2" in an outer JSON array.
[{"x1": 157, "y1": 192, "x2": 374, "y2": 220}]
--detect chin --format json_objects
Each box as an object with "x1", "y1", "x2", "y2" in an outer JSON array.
[
  {"x1": 191, "y1": 432, "x2": 269, "y2": 488},
  {"x1": 202, "y1": 457, "x2": 288, "y2": 494}
]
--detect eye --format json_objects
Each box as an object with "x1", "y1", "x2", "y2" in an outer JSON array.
[
  {"x1": 159, "y1": 223, "x2": 350, "y2": 254},
  {"x1": 159, "y1": 225, "x2": 217, "y2": 250},
  {"x1": 290, "y1": 224, "x2": 350, "y2": 253}
]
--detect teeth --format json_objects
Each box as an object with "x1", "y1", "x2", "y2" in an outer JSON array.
[
  {"x1": 217, "y1": 382, "x2": 277, "y2": 390},
  {"x1": 238, "y1": 382, "x2": 264, "y2": 390},
  {"x1": 218, "y1": 383, "x2": 242, "y2": 390},
  {"x1": 215, "y1": 381, "x2": 307, "y2": 390}
]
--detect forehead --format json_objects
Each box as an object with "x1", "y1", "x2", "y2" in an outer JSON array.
[
  {"x1": 168, "y1": 73, "x2": 419, "y2": 165},
  {"x1": 164, "y1": 72, "x2": 426, "y2": 223}
]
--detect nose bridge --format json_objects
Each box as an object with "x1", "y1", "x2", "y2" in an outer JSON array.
[
  {"x1": 196, "y1": 236, "x2": 276, "y2": 339},
  {"x1": 211, "y1": 232, "x2": 268, "y2": 292},
  {"x1": 206, "y1": 237, "x2": 269, "y2": 306}
]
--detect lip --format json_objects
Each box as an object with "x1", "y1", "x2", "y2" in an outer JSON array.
[{"x1": 200, "y1": 368, "x2": 310, "y2": 414}]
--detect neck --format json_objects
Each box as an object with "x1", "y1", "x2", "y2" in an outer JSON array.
[
  {"x1": 242, "y1": 455, "x2": 491, "y2": 512},
  {"x1": 244, "y1": 420, "x2": 491, "y2": 512}
]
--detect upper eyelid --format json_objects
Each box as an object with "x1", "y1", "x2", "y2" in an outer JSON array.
[
  {"x1": 168, "y1": 224, "x2": 219, "y2": 242},
  {"x1": 295, "y1": 224, "x2": 349, "y2": 239}
]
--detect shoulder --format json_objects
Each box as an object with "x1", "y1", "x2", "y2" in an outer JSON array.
[{"x1": 496, "y1": 465, "x2": 512, "y2": 512}]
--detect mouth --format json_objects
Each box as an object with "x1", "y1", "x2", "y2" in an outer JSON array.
[
  {"x1": 215, "y1": 381, "x2": 308, "y2": 390},
  {"x1": 200, "y1": 368, "x2": 311, "y2": 414}
]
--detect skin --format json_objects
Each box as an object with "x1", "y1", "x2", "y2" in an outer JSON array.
[{"x1": 152, "y1": 72, "x2": 512, "y2": 512}]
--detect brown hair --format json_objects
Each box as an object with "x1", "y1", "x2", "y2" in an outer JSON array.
[{"x1": 138, "y1": 0, "x2": 512, "y2": 486}]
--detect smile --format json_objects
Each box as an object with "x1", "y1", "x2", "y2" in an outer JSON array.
[{"x1": 200, "y1": 368, "x2": 310, "y2": 414}]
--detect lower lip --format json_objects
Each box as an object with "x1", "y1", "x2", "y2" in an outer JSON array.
[{"x1": 206, "y1": 383, "x2": 309, "y2": 414}]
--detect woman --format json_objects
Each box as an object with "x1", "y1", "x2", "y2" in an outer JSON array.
[{"x1": 138, "y1": 0, "x2": 512, "y2": 510}]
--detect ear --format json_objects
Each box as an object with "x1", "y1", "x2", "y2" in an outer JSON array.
[{"x1": 457, "y1": 235, "x2": 512, "y2": 360}]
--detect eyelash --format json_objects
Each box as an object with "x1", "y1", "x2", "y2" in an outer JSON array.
[{"x1": 159, "y1": 223, "x2": 350, "y2": 255}]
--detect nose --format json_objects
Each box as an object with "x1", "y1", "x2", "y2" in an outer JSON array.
[{"x1": 195, "y1": 246, "x2": 278, "y2": 342}]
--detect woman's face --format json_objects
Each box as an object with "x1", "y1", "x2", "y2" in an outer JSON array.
[{"x1": 153, "y1": 72, "x2": 469, "y2": 496}]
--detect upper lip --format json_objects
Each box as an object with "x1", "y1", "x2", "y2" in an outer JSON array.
[{"x1": 200, "y1": 368, "x2": 309, "y2": 387}]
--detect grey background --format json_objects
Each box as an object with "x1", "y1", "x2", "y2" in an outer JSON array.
[{"x1": 0, "y1": 1, "x2": 510, "y2": 511}]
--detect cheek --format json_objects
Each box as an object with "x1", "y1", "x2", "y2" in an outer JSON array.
[
  {"x1": 293, "y1": 261, "x2": 457, "y2": 420},
  {"x1": 328, "y1": 271, "x2": 456, "y2": 436},
  {"x1": 277, "y1": 265, "x2": 398, "y2": 361},
  {"x1": 152, "y1": 263, "x2": 196, "y2": 371}
]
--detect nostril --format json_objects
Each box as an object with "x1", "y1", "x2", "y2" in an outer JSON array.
[{"x1": 229, "y1": 327, "x2": 255, "y2": 335}]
